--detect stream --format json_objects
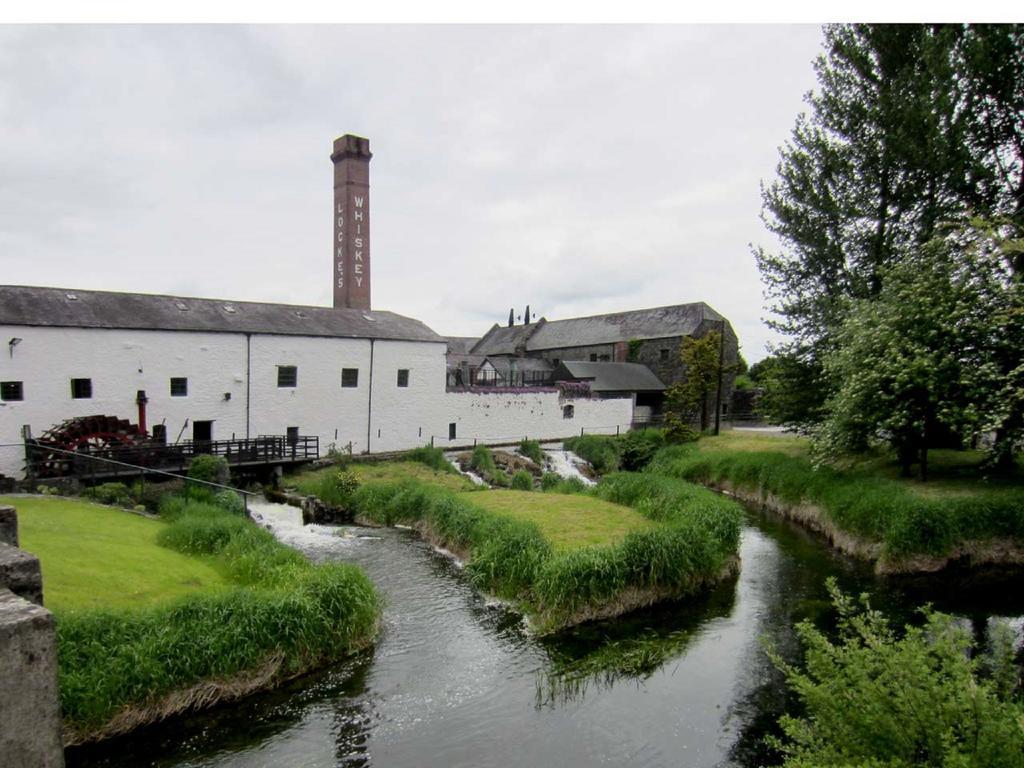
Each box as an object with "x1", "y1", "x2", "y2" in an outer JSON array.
[{"x1": 67, "y1": 496, "x2": 1024, "y2": 768}]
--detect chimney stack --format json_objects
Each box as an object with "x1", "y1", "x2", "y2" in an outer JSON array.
[{"x1": 331, "y1": 134, "x2": 372, "y2": 310}]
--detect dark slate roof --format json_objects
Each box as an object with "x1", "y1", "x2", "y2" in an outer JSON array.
[
  {"x1": 444, "y1": 336, "x2": 480, "y2": 354},
  {"x1": 555, "y1": 361, "x2": 665, "y2": 392},
  {"x1": 0, "y1": 285, "x2": 444, "y2": 343},
  {"x1": 527, "y1": 303, "x2": 723, "y2": 350},
  {"x1": 470, "y1": 321, "x2": 544, "y2": 355}
]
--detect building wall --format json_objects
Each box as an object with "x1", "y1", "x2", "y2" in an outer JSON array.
[
  {"x1": 0, "y1": 325, "x2": 630, "y2": 477},
  {"x1": 440, "y1": 389, "x2": 633, "y2": 447}
]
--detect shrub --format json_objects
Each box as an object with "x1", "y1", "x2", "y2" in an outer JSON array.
[
  {"x1": 187, "y1": 455, "x2": 230, "y2": 486},
  {"x1": 470, "y1": 445, "x2": 497, "y2": 476},
  {"x1": 769, "y1": 578, "x2": 1024, "y2": 768},
  {"x1": 511, "y1": 470, "x2": 534, "y2": 491},
  {"x1": 617, "y1": 429, "x2": 666, "y2": 471},
  {"x1": 564, "y1": 435, "x2": 620, "y2": 475},
  {"x1": 664, "y1": 414, "x2": 700, "y2": 444},
  {"x1": 540, "y1": 472, "x2": 562, "y2": 491},
  {"x1": 518, "y1": 439, "x2": 545, "y2": 465},
  {"x1": 407, "y1": 444, "x2": 456, "y2": 474},
  {"x1": 213, "y1": 489, "x2": 247, "y2": 516},
  {"x1": 82, "y1": 482, "x2": 131, "y2": 507},
  {"x1": 313, "y1": 469, "x2": 360, "y2": 508},
  {"x1": 490, "y1": 469, "x2": 511, "y2": 488}
]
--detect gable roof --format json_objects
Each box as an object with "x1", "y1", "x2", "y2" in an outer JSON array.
[
  {"x1": 555, "y1": 361, "x2": 665, "y2": 392},
  {"x1": 528, "y1": 302, "x2": 723, "y2": 350},
  {"x1": 470, "y1": 320, "x2": 545, "y2": 355},
  {"x1": 444, "y1": 336, "x2": 480, "y2": 354},
  {"x1": 0, "y1": 285, "x2": 443, "y2": 343}
]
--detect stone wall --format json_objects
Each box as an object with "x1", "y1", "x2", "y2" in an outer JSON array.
[{"x1": 0, "y1": 504, "x2": 64, "y2": 767}]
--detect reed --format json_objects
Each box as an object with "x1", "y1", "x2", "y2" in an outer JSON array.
[{"x1": 56, "y1": 495, "x2": 381, "y2": 739}]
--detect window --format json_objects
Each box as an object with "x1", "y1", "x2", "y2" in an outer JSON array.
[
  {"x1": 71, "y1": 378, "x2": 92, "y2": 399},
  {"x1": 589, "y1": 353, "x2": 598, "y2": 362},
  {"x1": 286, "y1": 426, "x2": 299, "y2": 445},
  {"x1": 660, "y1": 348, "x2": 669, "y2": 362},
  {"x1": 170, "y1": 377, "x2": 188, "y2": 397},
  {"x1": 397, "y1": 369, "x2": 409, "y2": 387},
  {"x1": 0, "y1": 381, "x2": 23, "y2": 401},
  {"x1": 563, "y1": 404, "x2": 574, "y2": 419},
  {"x1": 598, "y1": 354, "x2": 610, "y2": 362},
  {"x1": 277, "y1": 365, "x2": 297, "y2": 388},
  {"x1": 341, "y1": 368, "x2": 359, "y2": 388},
  {"x1": 448, "y1": 422, "x2": 457, "y2": 440}
]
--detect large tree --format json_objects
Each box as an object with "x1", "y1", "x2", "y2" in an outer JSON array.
[{"x1": 756, "y1": 24, "x2": 1024, "y2": 460}]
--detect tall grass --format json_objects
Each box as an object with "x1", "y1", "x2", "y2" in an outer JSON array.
[
  {"x1": 347, "y1": 474, "x2": 742, "y2": 631},
  {"x1": 518, "y1": 439, "x2": 545, "y2": 465},
  {"x1": 57, "y1": 496, "x2": 380, "y2": 736},
  {"x1": 648, "y1": 442, "x2": 1024, "y2": 558},
  {"x1": 406, "y1": 444, "x2": 457, "y2": 474}
]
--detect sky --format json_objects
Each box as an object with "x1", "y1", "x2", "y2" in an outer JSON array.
[{"x1": 0, "y1": 25, "x2": 825, "y2": 362}]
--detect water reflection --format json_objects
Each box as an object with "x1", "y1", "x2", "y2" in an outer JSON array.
[{"x1": 67, "y1": 500, "x2": 1024, "y2": 768}]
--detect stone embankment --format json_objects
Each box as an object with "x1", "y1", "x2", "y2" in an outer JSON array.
[{"x1": 0, "y1": 504, "x2": 64, "y2": 767}]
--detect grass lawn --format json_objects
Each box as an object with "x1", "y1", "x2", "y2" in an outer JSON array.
[
  {"x1": 704, "y1": 431, "x2": 1024, "y2": 500},
  {"x1": 288, "y1": 460, "x2": 475, "y2": 496},
  {"x1": 462, "y1": 490, "x2": 657, "y2": 552},
  {"x1": 2, "y1": 495, "x2": 231, "y2": 613}
]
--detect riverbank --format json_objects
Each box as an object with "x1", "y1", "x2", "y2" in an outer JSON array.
[
  {"x1": 341, "y1": 464, "x2": 742, "y2": 633},
  {"x1": 4, "y1": 493, "x2": 381, "y2": 745},
  {"x1": 645, "y1": 433, "x2": 1024, "y2": 574}
]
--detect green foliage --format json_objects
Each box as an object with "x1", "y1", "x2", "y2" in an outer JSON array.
[
  {"x1": 540, "y1": 472, "x2": 562, "y2": 491},
  {"x1": 186, "y1": 454, "x2": 230, "y2": 486},
  {"x1": 82, "y1": 482, "x2": 132, "y2": 507},
  {"x1": 665, "y1": 332, "x2": 721, "y2": 432},
  {"x1": 664, "y1": 415, "x2": 700, "y2": 445},
  {"x1": 816, "y1": 229, "x2": 1017, "y2": 479},
  {"x1": 517, "y1": 439, "x2": 545, "y2": 465},
  {"x1": 470, "y1": 444, "x2": 497, "y2": 474},
  {"x1": 511, "y1": 470, "x2": 534, "y2": 491},
  {"x1": 406, "y1": 444, "x2": 456, "y2": 474},
  {"x1": 617, "y1": 429, "x2": 666, "y2": 471},
  {"x1": 212, "y1": 489, "x2": 246, "y2": 516},
  {"x1": 648, "y1": 441, "x2": 1024, "y2": 558},
  {"x1": 627, "y1": 338, "x2": 644, "y2": 362},
  {"x1": 57, "y1": 494, "x2": 381, "y2": 733},
  {"x1": 769, "y1": 578, "x2": 1024, "y2": 768},
  {"x1": 564, "y1": 434, "x2": 620, "y2": 475}
]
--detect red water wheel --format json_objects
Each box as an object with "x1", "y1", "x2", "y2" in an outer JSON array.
[{"x1": 31, "y1": 415, "x2": 149, "y2": 478}]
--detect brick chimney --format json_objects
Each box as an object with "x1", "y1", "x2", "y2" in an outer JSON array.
[{"x1": 332, "y1": 134, "x2": 372, "y2": 310}]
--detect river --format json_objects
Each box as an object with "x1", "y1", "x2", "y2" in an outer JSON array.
[{"x1": 67, "y1": 498, "x2": 1024, "y2": 768}]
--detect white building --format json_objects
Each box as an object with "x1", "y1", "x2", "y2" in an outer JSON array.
[{"x1": 0, "y1": 285, "x2": 632, "y2": 480}]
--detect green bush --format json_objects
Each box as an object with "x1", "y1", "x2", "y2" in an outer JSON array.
[
  {"x1": 518, "y1": 439, "x2": 545, "y2": 465},
  {"x1": 82, "y1": 482, "x2": 132, "y2": 507},
  {"x1": 564, "y1": 435, "x2": 620, "y2": 475},
  {"x1": 664, "y1": 414, "x2": 700, "y2": 444},
  {"x1": 470, "y1": 445, "x2": 497, "y2": 476},
  {"x1": 212, "y1": 489, "x2": 246, "y2": 516},
  {"x1": 311, "y1": 469, "x2": 361, "y2": 508},
  {"x1": 769, "y1": 578, "x2": 1024, "y2": 768},
  {"x1": 491, "y1": 469, "x2": 511, "y2": 488},
  {"x1": 187, "y1": 454, "x2": 230, "y2": 486},
  {"x1": 407, "y1": 445, "x2": 456, "y2": 474},
  {"x1": 617, "y1": 429, "x2": 666, "y2": 471},
  {"x1": 540, "y1": 472, "x2": 562, "y2": 491},
  {"x1": 511, "y1": 470, "x2": 534, "y2": 491}
]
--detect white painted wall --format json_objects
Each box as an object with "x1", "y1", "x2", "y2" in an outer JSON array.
[
  {"x1": 0, "y1": 324, "x2": 633, "y2": 478},
  {"x1": 439, "y1": 390, "x2": 633, "y2": 448}
]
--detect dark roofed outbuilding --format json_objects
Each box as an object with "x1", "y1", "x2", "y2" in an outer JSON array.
[{"x1": 553, "y1": 361, "x2": 665, "y2": 393}]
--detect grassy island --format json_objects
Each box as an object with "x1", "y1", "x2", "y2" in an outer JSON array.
[
  {"x1": 3, "y1": 492, "x2": 381, "y2": 745},
  {"x1": 291, "y1": 449, "x2": 743, "y2": 633}
]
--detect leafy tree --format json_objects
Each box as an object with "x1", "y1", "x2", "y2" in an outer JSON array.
[
  {"x1": 665, "y1": 332, "x2": 721, "y2": 432},
  {"x1": 769, "y1": 578, "x2": 1024, "y2": 768},
  {"x1": 756, "y1": 24, "x2": 1024, "y2": 464},
  {"x1": 815, "y1": 225, "x2": 1014, "y2": 479}
]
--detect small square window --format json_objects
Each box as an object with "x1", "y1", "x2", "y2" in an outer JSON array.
[
  {"x1": 397, "y1": 369, "x2": 409, "y2": 388},
  {"x1": 0, "y1": 381, "x2": 23, "y2": 401},
  {"x1": 71, "y1": 378, "x2": 92, "y2": 399},
  {"x1": 589, "y1": 354, "x2": 598, "y2": 362},
  {"x1": 563, "y1": 404, "x2": 575, "y2": 419},
  {"x1": 341, "y1": 368, "x2": 359, "y2": 388},
  {"x1": 170, "y1": 377, "x2": 188, "y2": 397},
  {"x1": 660, "y1": 349, "x2": 669, "y2": 362},
  {"x1": 277, "y1": 365, "x2": 297, "y2": 388}
]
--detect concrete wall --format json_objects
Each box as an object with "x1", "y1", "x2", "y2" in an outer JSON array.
[
  {"x1": 439, "y1": 390, "x2": 633, "y2": 447},
  {"x1": 0, "y1": 505, "x2": 64, "y2": 767}
]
